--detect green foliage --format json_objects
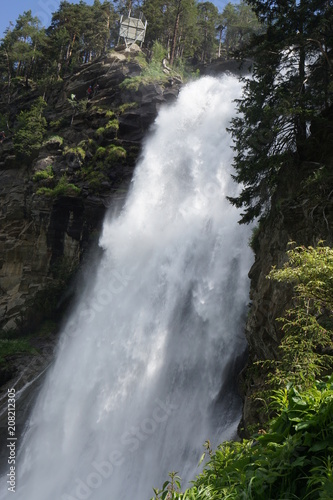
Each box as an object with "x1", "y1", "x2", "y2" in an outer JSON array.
[
  {"x1": 228, "y1": 0, "x2": 333, "y2": 223},
  {"x1": 13, "y1": 97, "x2": 47, "y2": 160},
  {"x1": 63, "y1": 145, "x2": 86, "y2": 160},
  {"x1": 0, "y1": 339, "x2": 35, "y2": 366},
  {"x1": 0, "y1": 326, "x2": 37, "y2": 366},
  {"x1": 151, "y1": 41, "x2": 167, "y2": 63},
  {"x1": 95, "y1": 146, "x2": 106, "y2": 159},
  {"x1": 93, "y1": 144, "x2": 126, "y2": 165},
  {"x1": 36, "y1": 175, "x2": 80, "y2": 197},
  {"x1": 120, "y1": 59, "x2": 170, "y2": 90},
  {"x1": 154, "y1": 377, "x2": 333, "y2": 500},
  {"x1": 218, "y1": 1, "x2": 261, "y2": 58},
  {"x1": 106, "y1": 119, "x2": 119, "y2": 132},
  {"x1": 119, "y1": 77, "x2": 143, "y2": 91},
  {"x1": 84, "y1": 170, "x2": 107, "y2": 190},
  {"x1": 95, "y1": 126, "x2": 106, "y2": 138},
  {"x1": 105, "y1": 110, "x2": 116, "y2": 119},
  {"x1": 249, "y1": 224, "x2": 261, "y2": 253},
  {"x1": 49, "y1": 118, "x2": 67, "y2": 130},
  {"x1": 265, "y1": 244, "x2": 333, "y2": 390},
  {"x1": 94, "y1": 119, "x2": 119, "y2": 139},
  {"x1": 33, "y1": 165, "x2": 54, "y2": 182},
  {"x1": 152, "y1": 471, "x2": 182, "y2": 499},
  {"x1": 0, "y1": 2, "x2": 116, "y2": 87},
  {"x1": 43, "y1": 135, "x2": 64, "y2": 147},
  {"x1": 120, "y1": 40, "x2": 177, "y2": 90},
  {"x1": 106, "y1": 145, "x2": 126, "y2": 162},
  {"x1": 153, "y1": 245, "x2": 333, "y2": 499}
]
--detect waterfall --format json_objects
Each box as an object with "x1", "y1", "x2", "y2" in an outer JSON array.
[{"x1": 0, "y1": 74, "x2": 253, "y2": 500}]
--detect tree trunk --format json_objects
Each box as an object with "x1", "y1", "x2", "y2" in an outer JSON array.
[
  {"x1": 170, "y1": 0, "x2": 182, "y2": 66},
  {"x1": 218, "y1": 27, "x2": 224, "y2": 58},
  {"x1": 296, "y1": 2, "x2": 307, "y2": 154},
  {"x1": 4, "y1": 48, "x2": 12, "y2": 104}
]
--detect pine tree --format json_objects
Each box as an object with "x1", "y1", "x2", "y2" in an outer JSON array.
[
  {"x1": 196, "y1": 2, "x2": 219, "y2": 63},
  {"x1": 228, "y1": 0, "x2": 333, "y2": 223},
  {"x1": 13, "y1": 97, "x2": 47, "y2": 160}
]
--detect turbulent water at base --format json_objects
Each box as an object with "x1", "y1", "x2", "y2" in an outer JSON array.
[{"x1": 0, "y1": 75, "x2": 253, "y2": 500}]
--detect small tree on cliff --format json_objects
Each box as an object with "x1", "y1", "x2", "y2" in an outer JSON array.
[
  {"x1": 267, "y1": 243, "x2": 333, "y2": 389},
  {"x1": 13, "y1": 97, "x2": 47, "y2": 161}
]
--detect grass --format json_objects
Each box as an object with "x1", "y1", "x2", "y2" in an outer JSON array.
[{"x1": 120, "y1": 60, "x2": 170, "y2": 91}]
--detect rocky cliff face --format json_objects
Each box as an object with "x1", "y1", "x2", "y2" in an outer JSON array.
[
  {"x1": 0, "y1": 45, "x2": 180, "y2": 335},
  {"x1": 240, "y1": 159, "x2": 333, "y2": 433},
  {"x1": 0, "y1": 46, "x2": 181, "y2": 394}
]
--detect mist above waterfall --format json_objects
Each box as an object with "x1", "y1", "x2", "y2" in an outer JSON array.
[{"x1": 0, "y1": 74, "x2": 253, "y2": 500}]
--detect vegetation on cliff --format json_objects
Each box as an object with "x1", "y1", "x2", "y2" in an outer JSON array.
[{"x1": 0, "y1": 0, "x2": 260, "y2": 99}]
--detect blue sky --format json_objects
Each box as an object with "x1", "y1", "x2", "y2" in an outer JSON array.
[
  {"x1": 0, "y1": 0, "x2": 94, "y2": 38},
  {"x1": 1, "y1": 0, "x2": 230, "y2": 39}
]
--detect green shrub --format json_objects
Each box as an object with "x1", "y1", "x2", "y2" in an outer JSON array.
[
  {"x1": 13, "y1": 97, "x2": 47, "y2": 160},
  {"x1": 95, "y1": 126, "x2": 105, "y2": 138},
  {"x1": 92, "y1": 145, "x2": 126, "y2": 166},
  {"x1": 151, "y1": 41, "x2": 167, "y2": 63},
  {"x1": 120, "y1": 42, "x2": 172, "y2": 91},
  {"x1": 153, "y1": 377, "x2": 333, "y2": 500},
  {"x1": 106, "y1": 145, "x2": 126, "y2": 163},
  {"x1": 106, "y1": 119, "x2": 119, "y2": 132},
  {"x1": 49, "y1": 119, "x2": 61, "y2": 129},
  {"x1": 119, "y1": 76, "x2": 142, "y2": 91},
  {"x1": 33, "y1": 165, "x2": 54, "y2": 182},
  {"x1": 85, "y1": 171, "x2": 107, "y2": 190},
  {"x1": 94, "y1": 119, "x2": 119, "y2": 140},
  {"x1": 133, "y1": 50, "x2": 149, "y2": 69},
  {"x1": 116, "y1": 102, "x2": 138, "y2": 115},
  {"x1": 95, "y1": 146, "x2": 106, "y2": 159},
  {"x1": 63, "y1": 145, "x2": 86, "y2": 160},
  {"x1": 105, "y1": 110, "x2": 116, "y2": 119},
  {"x1": 0, "y1": 339, "x2": 35, "y2": 366},
  {"x1": 265, "y1": 243, "x2": 333, "y2": 390},
  {"x1": 43, "y1": 135, "x2": 64, "y2": 147},
  {"x1": 36, "y1": 175, "x2": 80, "y2": 197}
]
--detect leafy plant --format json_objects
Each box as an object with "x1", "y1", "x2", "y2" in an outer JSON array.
[
  {"x1": 116, "y1": 102, "x2": 138, "y2": 115},
  {"x1": 154, "y1": 377, "x2": 333, "y2": 500},
  {"x1": 33, "y1": 165, "x2": 54, "y2": 182},
  {"x1": 36, "y1": 175, "x2": 80, "y2": 197},
  {"x1": 264, "y1": 244, "x2": 333, "y2": 390},
  {"x1": 43, "y1": 135, "x2": 64, "y2": 147},
  {"x1": 63, "y1": 145, "x2": 86, "y2": 160}
]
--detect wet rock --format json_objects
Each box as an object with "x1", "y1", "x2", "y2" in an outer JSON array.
[{"x1": 0, "y1": 46, "x2": 182, "y2": 335}]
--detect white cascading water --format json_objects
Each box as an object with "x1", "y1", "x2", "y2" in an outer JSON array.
[{"x1": 0, "y1": 74, "x2": 253, "y2": 500}]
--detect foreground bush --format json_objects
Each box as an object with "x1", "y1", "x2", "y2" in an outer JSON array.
[{"x1": 153, "y1": 377, "x2": 333, "y2": 499}]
